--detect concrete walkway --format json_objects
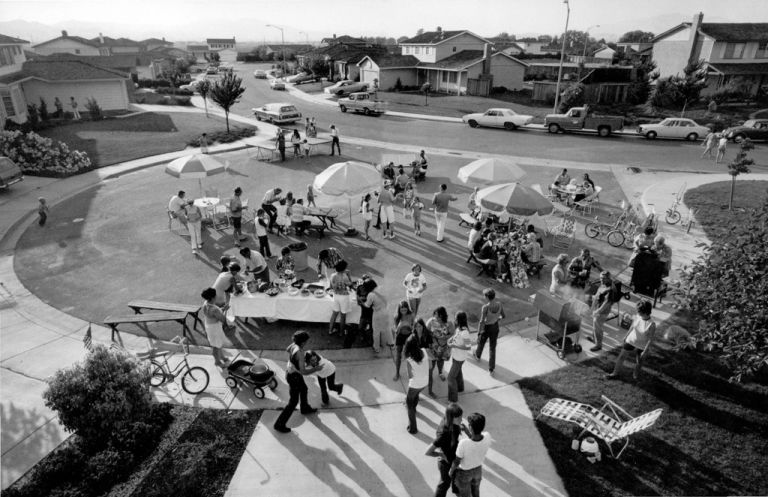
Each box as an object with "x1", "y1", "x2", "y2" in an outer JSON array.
[{"x1": 0, "y1": 95, "x2": 744, "y2": 493}]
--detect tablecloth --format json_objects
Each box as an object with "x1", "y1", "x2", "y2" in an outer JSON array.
[{"x1": 230, "y1": 291, "x2": 361, "y2": 322}]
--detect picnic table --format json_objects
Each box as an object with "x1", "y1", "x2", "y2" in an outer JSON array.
[{"x1": 304, "y1": 207, "x2": 340, "y2": 230}]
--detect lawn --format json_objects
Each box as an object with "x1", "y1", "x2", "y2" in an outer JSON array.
[
  {"x1": 37, "y1": 112, "x2": 253, "y2": 168},
  {"x1": 684, "y1": 180, "x2": 768, "y2": 240},
  {"x1": 519, "y1": 347, "x2": 768, "y2": 497}
]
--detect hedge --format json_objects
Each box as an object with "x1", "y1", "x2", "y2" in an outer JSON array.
[{"x1": 0, "y1": 130, "x2": 92, "y2": 177}]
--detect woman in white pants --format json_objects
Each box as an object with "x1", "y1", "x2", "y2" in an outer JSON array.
[{"x1": 186, "y1": 200, "x2": 203, "y2": 254}]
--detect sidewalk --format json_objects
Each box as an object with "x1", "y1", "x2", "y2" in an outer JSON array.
[{"x1": 0, "y1": 95, "x2": 731, "y2": 494}]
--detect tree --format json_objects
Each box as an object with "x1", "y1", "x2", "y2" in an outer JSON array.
[
  {"x1": 650, "y1": 59, "x2": 706, "y2": 110},
  {"x1": 558, "y1": 83, "x2": 585, "y2": 112},
  {"x1": 727, "y1": 138, "x2": 754, "y2": 210},
  {"x1": 619, "y1": 30, "x2": 655, "y2": 43},
  {"x1": 198, "y1": 79, "x2": 211, "y2": 117},
  {"x1": 675, "y1": 187, "x2": 768, "y2": 382},
  {"x1": 416, "y1": 28, "x2": 424, "y2": 36},
  {"x1": 209, "y1": 71, "x2": 245, "y2": 132},
  {"x1": 678, "y1": 59, "x2": 708, "y2": 113},
  {"x1": 627, "y1": 58, "x2": 657, "y2": 105}
]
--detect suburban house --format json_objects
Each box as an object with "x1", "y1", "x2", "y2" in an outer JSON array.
[
  {"x1": 358, "y1": 29, "x2": 529, "y2": 95},
  {"x1": 652, "y1": 12, "x2": 768, "y2": 96},
  {"x1": 515, "y1": 40, "x2": 560, "y2": 56},
  {"x1": 296, "y1": 37, "x2": 387, "y2": 81},
  {"x1": 32, "y1": 31, "x2": 142, "y2": 56},
  {"x1": 140, "y1": 38, "x2": 174, "y2": 52},
  {"x1": 186, "y1": 44, "x2": 210, "y2": 62},
  {"x1": 207, "y1": 38, "x2": 237, "y2": 62},
  {"x1": 616, "y1": 41, "x2": 653, "y2": 55},
  {"x1": 27, "y1": 52, "x2": 141, "y2": 80},
  {"x1": 264, "y1": 44, "x2": 313, "y2": 59},
  {"x1": 320, "y1": 35, "x2": 367, "y2": 48},
  {"x1": 1, "y1": 34, "x2": 132, "y2": 125},
  {"x1": 91, "y1": 35, "x2": 141, "y2": 54}
]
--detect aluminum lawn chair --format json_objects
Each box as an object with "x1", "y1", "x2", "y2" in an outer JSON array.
[{"x1": 536, "y1": 395, "x2": 663, "y2": 459}]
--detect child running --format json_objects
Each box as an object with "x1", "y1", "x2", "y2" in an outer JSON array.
[{"x1": 305, "y1": 350, "x2": 344, "y2": 405}]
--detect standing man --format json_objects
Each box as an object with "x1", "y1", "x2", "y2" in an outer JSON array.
[
  {"x1": 168, "y1": 190, "x2": 188, "y2": 228},
  {"x1": 432, "y1": 184, "x2": 457, "y2": 243},
  {"x1": 330, "y1": 124, "x2": 341, "y2": 156},
  {"x1": 229, "y1": 187, "x2": 245, "y2": 246},
  {"x1": 379, "y1": 182, "x2": 396, "y2": 239},
  {"x1": 590, "y1": 271, "x2": 613, "y2": 352},
  {"x1": 199, "y1": 133, "x2": 209, "y2": 154},
  {"x1": 450, "y1": 413, "x2": 492, "y2": 497},
  {"x1": 54, "y1": 97, "x2": 63, "y2": 118},
  {"x1": 261, "y1": 187, "x2": 282, "y2": 233},
  {"x1": 70, "y1": 96, "x2": 80, "y2": 120}
]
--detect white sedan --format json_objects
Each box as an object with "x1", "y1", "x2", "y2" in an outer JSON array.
[
  {"x1": 462, "y1": 108, "x2": 534, "y2": 130},
  {"x1": 637, "y1": 118, "x2": 710, "y2": 141},
  {"x1": 269, "y1": 78, "x2": 286, "y2": 91}
]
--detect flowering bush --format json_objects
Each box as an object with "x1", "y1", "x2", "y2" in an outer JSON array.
[{"x1": 0, "y1": 129, "x2": 92, "y2": 177}]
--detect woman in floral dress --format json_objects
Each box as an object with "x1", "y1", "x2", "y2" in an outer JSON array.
[{"x1": 425, "y1": 306, "x2": 454, "y2": 398}]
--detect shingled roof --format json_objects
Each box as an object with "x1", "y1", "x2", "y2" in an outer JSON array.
[
  {"x1": 0, "y1": 34, "x2": 29, "y2": 44},
  {"x1": 33, "y1": 34, "x2": 99, "y2": 48},
  {"x1": 32, "y1": 52, "x2": 140, "y2": 70},
  {"x1": 400, "y1": 30, "x2": 467, "y2": 45},
  {"x1": 365, "y1": 54, "x2": 420, "y2": 68},
  {"x1": 699, "y1": 23, "x2": 768, "y2": 43},
  {"x1": 0, "y1": 59, "x2": 129, "y2": 84},
  {"x1": 91, "y1": 36, "x2": 141, "y2": 47}
]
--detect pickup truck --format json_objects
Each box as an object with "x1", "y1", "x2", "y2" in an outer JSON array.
[
  {"x1": 252, "y1": 103, "x2": 302, "y2": 124},
  {"x1": 338, "y1": 92, "x2": 385, "y2": 116},
  {"x1": 544, "y1": 107, "x2": 624, "y2": 137}
]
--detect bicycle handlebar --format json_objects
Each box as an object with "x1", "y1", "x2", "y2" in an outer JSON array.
[{"x1": 170, "y1": 335, "x2": 190, "y2": 355}]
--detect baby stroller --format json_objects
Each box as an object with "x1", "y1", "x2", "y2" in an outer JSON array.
[{"x1": 225, "y1": 358, "x2": 278, "y2": 399}]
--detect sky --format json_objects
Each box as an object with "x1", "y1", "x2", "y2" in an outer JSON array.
[{"x1": 2, "y1": 0, "x2": 768, "y2": 42}]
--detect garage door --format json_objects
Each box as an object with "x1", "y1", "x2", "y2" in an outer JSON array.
[{"x1": 361, "y1": 70, "x2": 378, "y2": 85}]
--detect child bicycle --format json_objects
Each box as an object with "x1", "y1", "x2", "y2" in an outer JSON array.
[
  {"x1": 145, "y1": 336, "x2": 210, "y2": 394},
  {"x1": 665, "y1": 183, "x2": 686, "y2": 225}
]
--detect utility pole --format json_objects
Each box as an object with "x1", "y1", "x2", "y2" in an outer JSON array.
[
  {"x1": 266, "y1": 24, "x2": 286, "y2": 74},
  {"x1": 553, "y1": 0, "x2": 571, "y2": 113}
]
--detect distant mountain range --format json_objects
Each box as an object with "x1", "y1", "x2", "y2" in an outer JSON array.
[{"x1": 0, "y1": 13, "x2": 734, "y2": 46}]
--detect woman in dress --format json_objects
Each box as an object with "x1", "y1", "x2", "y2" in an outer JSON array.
[
  {"x1": 550, "y1": 253, "x2": 571, "y2": 297},
  {"x1": 426, "y1": 306, "x2": 454, "y2": 398},
  {"x1": 361, "y1": 193, "x2": 373, "y2": 241},
  {"x1": 273, "y1": 330, "x2": 320, "y2": 433},
  {"x1": 200, "y1": 287, "x2": 230, "y2": 367},
  {"x1": 392, "y1": 300, "x2": 416, "y2": 381},
  {"x1": 404, "y1": 335, "x2": 430, "y2": 434}
]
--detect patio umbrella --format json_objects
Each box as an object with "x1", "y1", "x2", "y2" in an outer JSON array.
[
  {"x1": 476, "y1": 182, "x2": 554, "y2": 217},
  {"x1": 164, "y1": 153, "x2": 227, "y2": 194},
  {"x1": 313, "y1": 161, "x2": 381, "y2": 236},
  {"x1": 457, "y1": 157, "x2": 526, "y2": 185}
]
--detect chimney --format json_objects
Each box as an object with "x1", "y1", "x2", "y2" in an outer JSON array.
[
  {"x1": 687, "y1": 12, "x2": 704, "y2": 64},
  {"x1": 99, "y1": 32, "x2": 104, "y2": 44},
  {"x1": 162, "y1": 37, "x2": 165, "y2": 42},
  {"x1": 62, "y1": 30, "x2": 68, "y2": 37},
  {"x1": 483, "y1": 43, "x2": 492, "y2": 74}
]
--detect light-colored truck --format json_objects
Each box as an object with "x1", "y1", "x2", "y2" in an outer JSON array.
[
  {"x1": 338, "y1": 92, "x2": 386, "y2": 116},
  {"x1": 544, "y1": 106, "x2": 624, "y2": 137}
]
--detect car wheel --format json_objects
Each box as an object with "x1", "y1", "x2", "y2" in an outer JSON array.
[
  {"x1": 339, "y1": 105, "x2": 347, "y2": 113},
  {"x1": 548, "y1": 123, "x2": 560, "y2": 134},
  {"x1": 363, "y1": 107, "x2": 370, "y2": 116},
  {"x1": 598, "y1": 126, "x2": 611, "y2": 137},
  {"x1": 503, "y1": 122, "x2": 517, "y2": 131},
  {"x1": 468, "y1": 120, "x2": 478, "y2": 128},
  {"x1": 255, "y1": 115, "x2": 262, "y2": 121},
  {"x1": 734, "y1": 134, "x2": 746, "y2": 143},
  {"x1": 336, "y1": 90, "x2": 344, "y2": 96},
  {"x1": 686, "y1": 132, "x2": 699, "y2": 142},
  {"x1": 646, "y1": 131, "x2": 657, "y2": 140}
]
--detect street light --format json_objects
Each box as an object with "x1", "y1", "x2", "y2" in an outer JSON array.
[
  {"x1": 579, "y1": 24, "x2": 600, "y2": 80},
  {"x1": 266, "y1": 24, "x2": 286, "y2": 75},
  {"x1": 553, "y1": 0, "x2": 571, "y2": 114}
]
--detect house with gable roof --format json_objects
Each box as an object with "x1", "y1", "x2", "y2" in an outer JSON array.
[
  {"x1": 652, "y1": 12, "x2": 768, "y2": 96},
  {"x1": 358, "y1": 28, "x2": 528, "y2": 95},
  {"x1": 32, "y1": 30, "x2": 101, "y2": 56}
]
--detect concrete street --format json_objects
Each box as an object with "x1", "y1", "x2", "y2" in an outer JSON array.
[{"x1": 2, "y1": 65, "x2": 766, "y2": 494}]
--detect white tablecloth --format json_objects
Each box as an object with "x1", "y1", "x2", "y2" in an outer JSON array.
[{"x1": 230, "y1": 291, "x2": 360, "y2": 322}]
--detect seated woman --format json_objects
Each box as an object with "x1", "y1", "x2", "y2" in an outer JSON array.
[{"x1": 573, "y1": 181, "x2": 595, "y2": 203}]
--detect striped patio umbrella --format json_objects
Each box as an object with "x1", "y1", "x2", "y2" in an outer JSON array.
[
  {"x1": 164, "y1": 154, "x2": 227, "y2": 194},
  {"x1": 476, "y1": 182, "x2": 554, "y2": 217},
  {"x1": 457, "y1": 157, "x2": 526, "y2": 185},
  {"x1": 313, "y1": 161, "x2": 381, "y2": 236}
]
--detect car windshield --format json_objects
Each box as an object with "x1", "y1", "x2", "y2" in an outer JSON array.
[
  {"x1": 660, "y1": 119, "x2": 674, "y2": 126},
  {"x1": 280, "y1": 106, "x2": 297, "y2": 112},
  {"x1": 743, "y1": 120, "x2": 756, "y2": 127}
]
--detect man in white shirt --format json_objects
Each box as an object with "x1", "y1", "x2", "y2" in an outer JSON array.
[
  {"x1": 379, "y1": 183, "x2": 397, "y2": 239},
  {"x1": 261, "y1": 187, "x2": 283, "y2": 233},
  {"x1": 330, "y1": 124, "x2": 341, "y2": 156},
  {"x1": 432, "y1": 184, "x2": 457, "y2": 242},
  {"x1": 402, "y1": 263, "x2": 427, "y2": 315},
  {"x1": 450, "y1": 413, "x2": 491, "y2": 497},
  {"x1": 168, "y1": 190, "x2": 188, "y2": 227}
]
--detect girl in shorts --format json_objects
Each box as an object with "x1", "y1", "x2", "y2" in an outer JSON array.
[
  {"x1": 607, "y1": 300, "x2": 657, "y2": 381},
  {"x1": 328, "y1": 260, "x2": 353, "y2": 335},
  {"x1": 392, "y1": 300, "x2": 416, "y2": 381}
]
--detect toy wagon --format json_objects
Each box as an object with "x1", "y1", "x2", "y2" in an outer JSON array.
[{"x1": 225, "y1": 358, "x2": 278, "y2": 398}]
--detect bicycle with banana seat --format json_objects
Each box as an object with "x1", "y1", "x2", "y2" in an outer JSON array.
[
  {"x1": 585, "y1": 203, "x2": 631, "y2": 240},
  {"x1": 665, "y1": 183, "x2": 686, "y2": 225},
  {"x1": 142, "y1": 336, "x2": 210, "y2": 394}
]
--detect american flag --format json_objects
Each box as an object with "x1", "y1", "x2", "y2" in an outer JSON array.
[{"x1": 83, "y1": 323, "x2": 93, "y2": 352}]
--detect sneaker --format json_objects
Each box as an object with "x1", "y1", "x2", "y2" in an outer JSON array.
[
  {"x1": 489, "y1": 369, "x2": 495, "y2": 376},
  {"x1": 390, "y1": 233, "x2": 396, "y2": 239},
  {"x1": 300, "y1": 407, "x2": 318, "y2": 415},
  {"x1": 589, "y1": 345, "x2": 602, "y2": 352},
  {"x1": 336, "y1": 384, "x2": 344, "y2": 396},
  {"x1": 274, "y1": 425, "x2": 291, "y2": 433},
  {"x1": 329, "y1": 329, "x2": 337, "y2": 335}
]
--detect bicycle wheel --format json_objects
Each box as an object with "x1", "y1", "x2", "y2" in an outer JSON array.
[
  {"x1": 665, "y1": 210, "x2": 681, "y2": 225},
  {"x1": 585, "y1": 223, "x2": 602, "y2": 238},
  {"x1": 149, "y1": 360, "x2": 166, "y2": 387},
  {"x1": 181, "y1": 366, "x2": 210, "y2": 394},
  {"x1": 607, "y1": 230, "x2": 625, "y2": 247}
]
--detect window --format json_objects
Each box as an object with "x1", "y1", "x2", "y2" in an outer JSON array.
[
  {"x1": 757, "y1": 41, "x2": 768, "y2": 59},
  {"x1": 452, "y1": 46, "x2": 457, "y2": 52},
  {"x1": 723, "y1": 42, "x2": 746, "y2": 59},
  {"x1": 75, "y1": 49, "x2": 81, "y2": 54},
  {"x1": 0, "y1": 47, "x2": 13, "y2": 66},
  {"x1": 440, "y1": 71, "x2": 457, "y2": 83},
  {"x1": 425, "y1": 47, "x2": 430, "y2": 55},
  {"x1": 415, "y1": 47, "x2": 420, "y2": 54},
  {"x1": 1, "y1": 90, "x2": 15, "y2": 117}
]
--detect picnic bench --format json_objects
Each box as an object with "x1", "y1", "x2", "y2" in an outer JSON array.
[
  {"x1": 127, "y1": 300, "x2": 202, "y2": 330},
  {"x1": 104, "y1": 311, "x2": 190, "y2": 340}
]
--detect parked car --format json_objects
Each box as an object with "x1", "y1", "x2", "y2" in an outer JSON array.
[
  {"x1": 462, "y1": 108, "x2": 534, "y2": 130},
  {"x1": 253, "y1": 69, "x2": 268, "y2": 79},
  {"x1": 329, "y1": 81, "x2": 369, "y2": 97},
  {"x1": 723, "y1": 119, "x2": 768, "y2": 142},
  {"x1": 287, "y1": 72, "x2": 316, "y2": 85},
  {"x1": 267, "y1": 69, "x2": 283, "y2": 78},
  {"x1": 324, "y1": 80, "x2": 355, "y2": 95},
  {"x1": 545, "y1": 107, "x2": 624, "y2": 137},
  {"x1": 252, "y1": 103, "x2": 302, "y2": 124},
  {"x1": 0, "y1": 156, "x2": 23, "y2": 189},
  {"x1": 338, "y1": 92, "x2": 386, "y2": 115},
  {"x1": 637, "y1": 118, "x2": 710, "y2": 141},
  {"x1": 269, "y1": 78, "x2": 286, "y2": 91},
  {"x1": 206, "y1": 66, "x2": 218, "y2": 75},
  {"x1": 179, "y1": 81, "x2": 200, "y2": 92}
]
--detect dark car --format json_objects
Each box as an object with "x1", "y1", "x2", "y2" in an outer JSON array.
[{"x1": 724, "y1": 119, "x2": 768, "y2": 142}]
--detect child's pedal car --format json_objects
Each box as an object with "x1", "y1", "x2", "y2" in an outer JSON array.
[{"x1": 225, "y1": 358, "x2": 278, "y2": 399}]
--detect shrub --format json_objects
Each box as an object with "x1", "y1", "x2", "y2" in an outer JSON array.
[
  {"x1": 558, "y1": 83, "x2": 586, "y2": 112},
  {"x1": 43, "y1": 345, "x2": 157, "y2": 451},
  {"x1": 156, "y1": 87, "x2": 194, "y2": 96},
  {"x1": 394, "y1": 77, "x2": 403, "y2": 91},
  {"x1": 0, "y1": 130, "x2": 92, "y2": 177},
  {"x1": 137, "y1": 78, "x2": 172, "y2": 89},
  {"x1": 490, "y1": 86, "x2": 507, "y2": 94},
  {"x1": 82, "y1": 449, "x2": 134, "y2": 494},
  {"x1": 39, "y1": 98, "x2": 50, "y2": 121},
  {"x1": 85, "y1": 97, "x2": 102, "y2": 120},
  {"x1": 26, "y1": 103, "x2": 39, "y2": 129},
  {"x1": 184, "y1": 128, "x2": 256, "y2": 147}
]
